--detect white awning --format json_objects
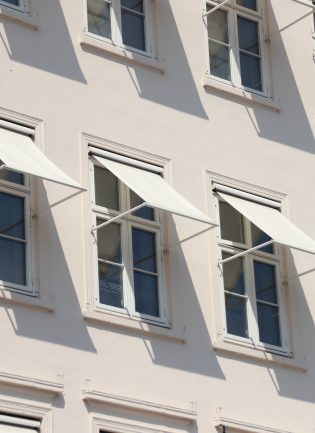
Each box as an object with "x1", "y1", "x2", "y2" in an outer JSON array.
[
  {"x1": 93, "y1": 155, "x2": 214, "y2": 225},
  {"x1": 0, "y1": 128, "x2": 84, "y2": 190},
  {"x1": 219, "y1": 192, "x2": 315, "y2": 255}
]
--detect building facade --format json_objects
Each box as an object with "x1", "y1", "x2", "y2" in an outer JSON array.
[{"x1": 0, "y1": 0, "x2": 314, "y2": 432}]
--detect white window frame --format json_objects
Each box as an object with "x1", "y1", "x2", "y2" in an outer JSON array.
[
  {"x1": 0, "y1": 168, "x2": 35, "y2": 296},
  {"x1": 89, "y1": 157, "x2": 167, "y2": 325},
  {"x1": 0, "y1": 0, "x2": 26, "y2": 13},
  {"x1": 205, "y1": 0, "x2": 269, "y2": 97},
  {"x1": 215, "y1": 192, "x2": 289, "y2": 355},
  {"x1": 83, "y1": 0, "x2": 153, "y2": 57}
]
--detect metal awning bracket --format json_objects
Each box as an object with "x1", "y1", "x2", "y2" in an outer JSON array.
[
  {"x1": 219, "y1": 240, "x2": 274, "y2": 264},
  {"x1": 203, "y1": 0, "x2": 230, "y2": 17},
  {"x1": 91, "y1": 203, "x2": 147, "y2": 233}
]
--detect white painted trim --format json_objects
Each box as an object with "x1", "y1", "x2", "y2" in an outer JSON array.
[
  {"x1": 82, "y1": 389, "x2": 197, "y2": 422},
  {"x1": 0, "y1": 371, "x2": 64, "y2": 395},
  {"x1": 213, "y1": 183, "x2": 281, "y2": 208},
  {"x1": 0, "y1": 119, "x2": 34, "y2": 136},
  {"x1": 214, "y1": 416, "x2": 294, "y2": 433},
  {"x1": 0, "y1": 414, "x2": 40, "y2": 429}
]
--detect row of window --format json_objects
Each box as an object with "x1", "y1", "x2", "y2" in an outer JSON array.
[{"x1": 0, "y1": 147, "x2": 288, "y2": 355}]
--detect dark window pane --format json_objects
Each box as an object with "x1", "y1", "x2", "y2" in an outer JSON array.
[
  {"x1": 209, "y1": 42, "x2": 231, "y2": 81},
  {"x1": 87, "y1": 0, "x2": 111, "y2": 39},
  {"x1": 132, "y1": 228, "x2": 157, "y2": 273},
  {"x1": 134, "y1": 271, "x2": 159, "y2": 317},
  {"x1": 0, "y1": 238, "x2": 26, "y2": 286},
  {"x1": 223, "y1": 253, "x2": 246, "y2": 295},
  {"x1": 97, "y1": 220, "x2": 122, "y2": 263},
  {"x1": 0, "y1": 193, "x2": 25, "y2": 239},
  {"x1": 225, "y1": 293, "x2": 248, "y2": 338},
  {"x1": 251, "y1": 223, "x2": 273, "y2": 254},
  {"x1": 239, "y1": 52, "x2": 262, "y2": 91},
  {"x1": 0, "y1": 169, "x2": 24, "y2": 185},
  {"x1": 121, "y1": 10, "x2": 145, "y2": 51},
  {"x1": 238, "y1": 17, "x2": 260, "y2": 54},
  {"x1": 257, "y1": 303, "x2": 281, "y2": 346},
  {"x1": 94, "y1": 167, "x2": 119, "y2": 210},
  {"x1": 130, "y1": 189, "x2": 154, "y2": 221},
  {"x1": 3, "y1": 0, "x2": 20, "y2": 5},
  {"x1": 207, "y1": 8, "x2": 229, "y2": 43},
  {"x1": 121, "y1": 0, "x2": 143, "y2": 13},
  {"x1": 98, "y1": 262, "x2": 123, "y2": 308},
  {"x1": 236, "y1": 0, "x2": 257, "y2": 11},
  {"x1": 254, "y1": 261, "x2": 278, "y2": 304},
  {"x1": 219, "y1": 201, "x2": 245, "y2": 243}
]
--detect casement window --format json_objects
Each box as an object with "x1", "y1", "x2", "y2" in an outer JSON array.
[
  {"x1": 86, "y1": 0, "x2": 152, "y2": 56},
  {"x1": 0, "y1": 414, "x2": 40, "y2": 433},
  {"x1": 90, "y1": 159, "x2": 166, "y2": 323},
  {"x1": 0, "y1": 168, "x2": 33, "y2": 294},
  {"x1": 206, "y1": 0, "x2": 267, "y2": 95}
]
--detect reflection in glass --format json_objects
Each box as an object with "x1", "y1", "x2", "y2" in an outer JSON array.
[
  {"x1": 209, "y1": 42, "x2": 231, "y2": 81},
  {"x1": 225, "y1": 293, "x2": 248, "y2": 338},
  {"x1": 0, "y1": 193, "x2": 25, "y2": 239},
  {"x1": 87, "y1": 0, "x2": 111, "y2": 39},
  {"x1": 207, "y1": 8, "x2": 229, "y2": 43},
  {"x1": 0, "y1": 169, "x2": 24, "y2": 185},
  {"x1": 254, "y1": 261, "x2": 277, "y2": 304},
  {"x1": 0, "y1": 238, "x2": 26, "y2": 285},
  {"x1": 98, "y1": 262, "x2": 123, "y2": 308},
  {"x1": 251, "y1": 223, "x2": 273, "y2": 254},
  {"x1": 219, "y1": 201, "x2": 245, "y2": 243},
  {"x1": 94, "y1": 167, "x2": 119, "y2": 210},
  {"x1": 134, "y1": 271, "x2": 159, "y2": 316},
  {"x1": 3, "y1": 0, "x2": 19, "y2": 5},
  {"x1": 239, "y1": 52, "x2": 262, "y2": 91},
  {"x1": 257, "y1": 303, "x2": 281, "y2": 346},
  {"x1": 121, "y1": 9, "x2": 145, "y2": 50},
  {"x1": 236, "y1": 0, "x2": 257, "y2": 11},
  {"x1": 130, "y1": 189, "x2": 154, "y2": 221},
  {"x1": 97, "y1": 220, "x2": 121, "y2": 263},
  {"x1": 223, "y1": 253, "x2": 246, "y2": 295},
  {"x1": 121, "y1": 0, "x2": 143, "y2": 13},
  {"x1": 132, "y1": 228, "x2": 156, "y2": 272},
  {"x1": 238, "y1": 17, "x2": 259, "y2": 54}
]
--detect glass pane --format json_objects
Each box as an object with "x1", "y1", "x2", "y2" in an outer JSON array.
[
  {"x1": 121, "y1": 10, "x2": 145, "y2": 51},
  {"x1": 94, "y1": 167, "x2": 119, "y2": 210},
  {"x1": 98, "y1": 262, "x2": 123, "y2": 308},
  {"x1": 121, "y1": 0, "x2": 144, "y2": 13},
  {"x1": 0, "y1": 192, "x2": 25, "y2": 239},
  {"x1": 87, "y1": 0, "x2": 111, "y2": 39},
  {"x1": 0, "y1": 169, "x2": 24, "y2": 185},
  {"x1": 222, "y1": 253, "x2": 246, "y2": 295},
  {"x1": 254, "y1": 261, "x2": 278, "y2": 304},
  {"x1": 219, "y1": 201, "x2": 245, "y2": 243},
  {"x1": 225, "y1": 293, "x2": 248, "y2": 338},
  {"x1": 251, "y1": 223, "x2": 273, "y2": 254},
  {"x1": 236, "y1": 0, "x2": 257, "y2": 11},
  {"x1": 0, "y1": 238, "x2": 26, "y2": 286},
  {"x1": 134, "y1": 271, "x2": 159, "y2": 317},
  {"x1": 240, "y1": 52, "x2": 262, "y2": 91},
  {"x1": 209, "y1": 42, "x2": 231, "y2": 81},
  {"x1": 207, "y1": 8, "x2": 229, "y2": 43},
  {"x1": 97, "y1": 219, "x2": 122, "y2": 263},
  {"x1": 3, "y1": 0, "x2": 20, "y2": 5},
  {"x1": 130, "y1": 189, "x2": 154, "y2": 221},
  {"x1": 132, "y1": 228, "x2": 157, "y2": 273},
  {"x1": 237, "y1": 17, "x2": 260, "y2": 54},
  {"x1": 257, "y1": 303, "x2": 281, "y2": 346}
]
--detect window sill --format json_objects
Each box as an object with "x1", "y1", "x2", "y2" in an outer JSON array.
[
  {"x1": 202, "y1": 77, "x2": 280, "y2": 112},
  {"x1": 213, "y1": 339, "x2": 307, "y2": 372},
  {"x1": 0, "y1": 5, "x2": 39, "y2": 30},
  {"x1": 80, "y1": 33, "x2": 165, "y2": 74},
  {"x1": 0, "y1": 287, "x2": 55, "y2": 313},
  {"x1": 83, "y1": 309, "x2": 186, "y2": 343}
]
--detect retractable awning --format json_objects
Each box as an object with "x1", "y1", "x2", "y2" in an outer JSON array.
[
  {"x1": 219, "y1": 192, "x2": 315, "y2": 257},
  {"x1": 92, "y1": 153, "x2": 215, "y2": 227},
  {"x1": 0, "y1": 127, "x2": 84, "y2": 190}
]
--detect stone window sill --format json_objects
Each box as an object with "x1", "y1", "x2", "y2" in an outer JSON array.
[
  {"x1": 80, "y1": 33, "x2": 165, "y2": 74},
  {"x1": 0, "y1": 5, "x2": 39, "y2": 30},
  {"x1": 203, "y1": 77, "x2": 280, "y2": 112},
  {"x1": 213, "y1": 338, "x2": 307, "y2": 372},
  {"x1": 0, "y1": 287, "x2": 55, "y2": 312},
  {"x1": 83, "y1": 309, "x2": 186, "y2": 343}
]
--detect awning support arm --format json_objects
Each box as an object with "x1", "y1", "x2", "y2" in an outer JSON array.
[
  {"x1": 91, "y1": 203, "x2": 147, "y2": 233},
  {"x1": 32, "y1": 189, "x2": 85, "y2": 218},
  {"x1": 219, "y1": 240, "x2": 274, "y2": 264},
  {"x1": 265, "y1": 7, "x2": 315, "y2": 41},
  {"x1": 203, "y1": 0, "x2": 230, "y2": 17}
]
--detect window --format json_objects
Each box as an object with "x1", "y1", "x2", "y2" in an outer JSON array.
[
  {"x1": 216, "y1": 194, "x2": 287, "y2": 352},
  {"x1": 90, "y1": 159, "x2": 166, "y2": 323},
  {"x1": 206, "y1": 0, "x2": 267, "y2": 95},
  {"x1": 85, "y1": 0, "x2": 152, "y2": 56},
  {"x1": 0, "y1": 0, "x2": 25, "y2": 12},
  {"x1": 0, "y1": 168, "x2": 33, "y2": 294}
]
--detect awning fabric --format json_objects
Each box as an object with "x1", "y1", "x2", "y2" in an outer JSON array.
[
  {"x1": 0, "y1": 128, "x2": 83, "y2": 190},
  {"x1": 93, "y1": 155, "x2": 214, "y2": 224},
  {"x1": 219, "y1": 192, "x2": 315, "y2": 254}
]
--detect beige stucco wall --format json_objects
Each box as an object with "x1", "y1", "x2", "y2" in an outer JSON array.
[{"x1": 0, "y1": 0, "x2": 314, "y2": 432}]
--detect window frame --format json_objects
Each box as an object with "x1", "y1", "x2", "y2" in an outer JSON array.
[
  {"x1": 205, "y1": 0, "x2": 269, "y2": 97},
  {"x1": 0, "y1": 0, "x2": 26, "y2": 13},
  {"x1": 84, "y1": 0, "x2": 153, "y2": 58},
  {"x1": 89, "y1": 157, "x2": 167, "y2": 325},
  {"x1": 215, "y1": 193, "x2": 289, "y2": 355},
  {"x1": 0, "y1": 170, "x2": 35, "y2": 295}
]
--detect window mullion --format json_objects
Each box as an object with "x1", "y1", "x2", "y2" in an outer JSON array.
[
  {"x1": 245, "y1": 254, "x2": 259, "y2": 344},
  {"x1": 229, "y1": 9, "x2": 241, "y2": 87},
  {"x1": 112, "y1": 0, "x2": 122, "y2": 45},
  {"x1": 124, "y1": 220, "x2": 135, "y2": 314}
]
